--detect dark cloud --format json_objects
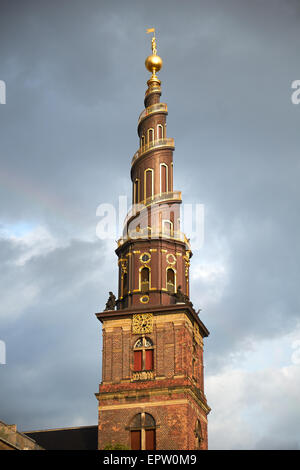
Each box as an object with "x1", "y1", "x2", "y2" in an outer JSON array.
[{"x1": 0, "y1": 235, "x2": 114, "y2": 429}]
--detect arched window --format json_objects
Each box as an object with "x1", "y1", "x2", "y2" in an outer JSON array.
[
  {"x1": 166, "y1": 268, "x2": 175, "y2": 294},
  {"x1": 147, "y1": 128, "x2": 154, "y2": 144},
  {"x1": 162, "y1": 219, "x2": 173, "y2": 236},
  {"x1": 141, "y1": 135, "x2": 145, "y2": 149},
  {"x1": 157, "y1": 124, "x2": 163, "y2": 140},
  {"x1": 144, "y1": 169, "x2": 154, "y2": 200},
  {"x1": 140, "y1": 266, "x2": 150, "y2": 292},
  {"x1": 129, "y1": 412, "x2": 156, "y2": 450},
  {"x1": 160, "y1": 163, "x2": 168, "y2": 194},
  {"x1": 133, "y1": 337, "x2": 154, "y2": 372}
]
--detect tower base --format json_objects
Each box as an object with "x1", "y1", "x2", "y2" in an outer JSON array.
[{"x1": 95, "y1": 304, "x2": 210, "y2": 450}]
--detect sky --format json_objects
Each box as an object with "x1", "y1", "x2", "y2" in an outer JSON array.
[{"x1": 0, "y1": 0, "x2": 299, "y2": 450}]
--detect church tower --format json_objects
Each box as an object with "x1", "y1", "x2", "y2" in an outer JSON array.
[{"x1": 96, "y1": 31, "x2": 210, "y2": 450}]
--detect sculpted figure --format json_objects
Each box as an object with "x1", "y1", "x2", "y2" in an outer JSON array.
[{"x1": 104, "y1": 291, "x2": 116, "y2": 311}]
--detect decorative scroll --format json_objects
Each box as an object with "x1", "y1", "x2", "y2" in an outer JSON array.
[
  {"x1": 120, "y1": 260, "x2": 127, "y2": 274},
  {"x1": 132, "y1": 370, "x2": 155, "y2": 381}
]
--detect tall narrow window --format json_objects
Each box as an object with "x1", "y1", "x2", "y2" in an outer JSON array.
[
  {"x1": 160, "y1": 163, "x2": 168, "y2": 194},
  {"x1": 157, "y1": 124, "x2": 163, "y2": 140},
  {"x1": 148, "y1": 128, "x2": 154, "y2": 144},
  {"x1": 140, "y1": 266, "x2": 150, "y2": 292},
  {"x1": 170, "y1": 210, "x2": 174, "y2": 226},
  {"x1": 145, "y1": 348, "x2": 154, "y2": 370},
  {"x1": 167, "y1": 268, "x2": 175, "y2": 294},
  {"x1": 134, "y1": 178, "x2": 140, "y2": 204},
  {"x1": 146, "y1": 429, "x2": 155, "y2": 450},
  {"x1": 133, "y1": 349, "x2": 142, "y2": 371},
  {"x1": 144, "y1": 169, "x2": 153, "y2": 200},
  {"x1": 129, "y1": 413, "x2": 156, "y2": 450},
  {"x1": 131, "y1": 430, "x2": 141, "y2": 450},
  {"x1": 122, "y1": 273, "x2": 128, "y2": 296},
  {"x1": 162, "y1": 219, "x2": 173, "y2": 236}
]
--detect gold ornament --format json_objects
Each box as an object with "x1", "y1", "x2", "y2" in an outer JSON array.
[
  {"x1": 140, "y1": 252, "x2": 151, "y2": 264},
  {"x1": 185, "y1": 260, "x2": 190, "y2": 278},
  {"x1": 145, "y1": 28, "x2": 163, "y2": 77},
  {"x1": 166, "y1": 253, "x2": 176, "y2": 265},
  {"x1": 120, "y1": 260, "x2": 127, "y2": 274},
  {"x1": 183, "y1": 253, "x2": 190, "y2": 278},
  {"x1": 140, "y1": 295, "x2": 150, "y2": 304}
]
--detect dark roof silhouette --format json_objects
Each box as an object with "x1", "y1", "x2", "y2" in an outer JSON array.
[{"x1": 24, "y1": 425, "x2": 98, "y2": 450}]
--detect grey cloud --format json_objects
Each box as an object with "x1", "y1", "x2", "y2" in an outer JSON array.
[{"x1": 0, "y1": 235, "x2": 112, "y2": 429}]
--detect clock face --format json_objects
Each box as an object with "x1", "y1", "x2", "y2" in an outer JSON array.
[{"x1": 132, "y1": 313, "x2": 153, "y2": 334}]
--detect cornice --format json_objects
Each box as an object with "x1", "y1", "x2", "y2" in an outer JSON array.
[{"x1": 95, "y1": 303, "x2": 209, "y2": 338}]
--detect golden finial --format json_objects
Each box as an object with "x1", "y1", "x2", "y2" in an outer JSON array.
[{"x1": 145, "y1": 28, "x2": 163, "y2": 77}]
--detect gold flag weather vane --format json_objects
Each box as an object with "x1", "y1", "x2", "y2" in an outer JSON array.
[
  {"x1": 146, "y1": 28, "x2": 157, "y2": 55},
  {"x1": 145, "y1": 28, "x2": 162, "y2": 77}
]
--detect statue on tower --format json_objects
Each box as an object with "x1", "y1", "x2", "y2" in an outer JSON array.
[
  {"x1": 174, "y1": 285, "x2": 189, "y2": 304},
  {"x1": 104, "y1": 291, "x2": 116, "y2": 311}
]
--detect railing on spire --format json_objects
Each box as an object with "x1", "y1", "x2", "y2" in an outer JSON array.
[
  {"x1": 142, "y1": 190, "x2": 181, "y2": 208},
  {"x1": 132, "y1": 138, "x2": 175, "y2": 166},
  {"x1": 138, "y1": 103, "x2": 168, "y2": 126},
  {"x1": 117, "y1": 230, "x2": 191, "y2": 250}
]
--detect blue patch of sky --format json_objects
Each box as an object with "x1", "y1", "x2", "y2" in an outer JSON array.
[{"x1": 0, "y1": 221, "x2": 36, "y2": 238}]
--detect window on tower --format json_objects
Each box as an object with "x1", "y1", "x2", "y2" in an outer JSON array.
[
  {"x1": 140, "y1": 266, "x2": 150, "y2": 292},
  {"x1": 162, "y1": 219, "x2": 174, "y2": 236},
  {"x1": 157, "y1": 124, "x2": 163, "y2": 140},
  {"x1": 133, "y1": 337, "x2": 154, "y2": 372},
  {"x1": 129, "y1": 412, "x2": 156, "y2": 450},
  {"x1": 122, "y1": 273, "x2": 128, "y2": 296},
  {"x1": 148, "y1": 128, "x2": 154, "y2": 144},
  {"x1": 160, "y1": 163, "x2": 168, "y2": 193},
  {"x1": 134, "y1": 178, "x2": 140, "y2": 204},
  {"x1": 144, "y1": 169, "x2": 153, "y2": 200},
  {"x1": 166, "y1": 268, "x2": 175, "y2": 293}
]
